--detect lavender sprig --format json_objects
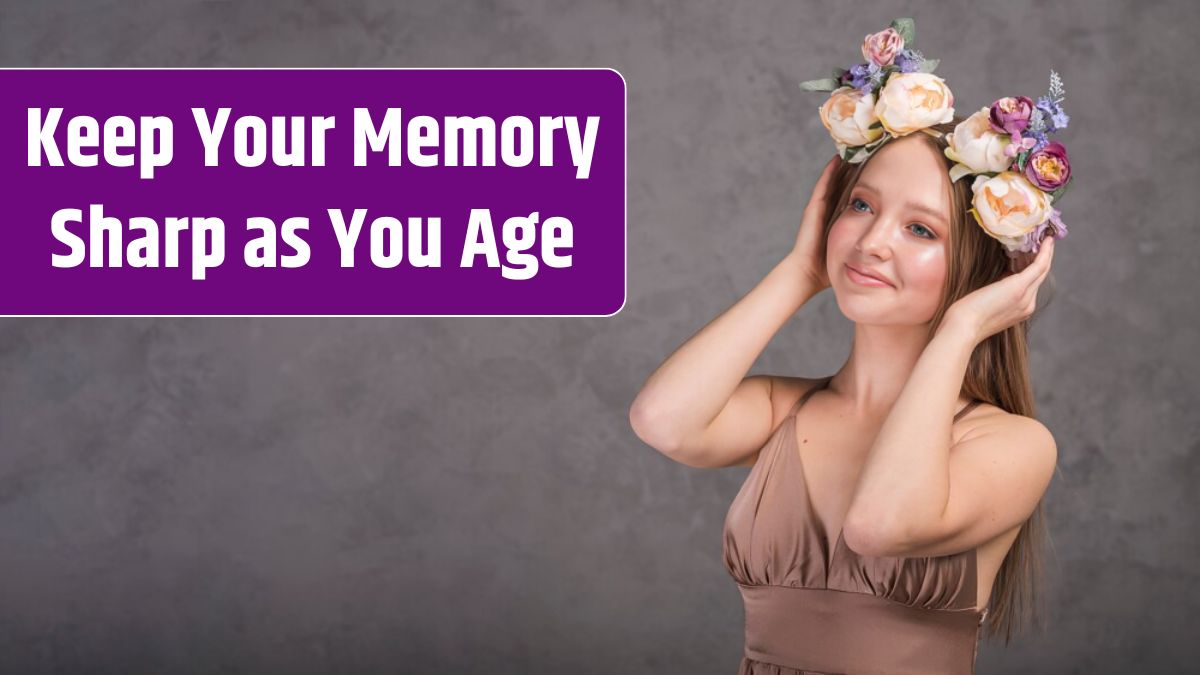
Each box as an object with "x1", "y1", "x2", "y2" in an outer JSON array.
[{"x1": 1047, "y1": 69, "x2": 1065, "y2": 106}]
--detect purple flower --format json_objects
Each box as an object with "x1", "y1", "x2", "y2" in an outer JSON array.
[
  {"x1": 989, "y1": 96, "x2": 1036, "y2": 147},
  {"x1": 1023, "y1": 141, "x2": 1071, "y2": 191},
  {"x1": 1027, "y1": 129, "x2": 1049, "y2": 153},
  {"x1": 894, "y1": 49, "x2": 921, "y2": 73},
  {"x1": 847, "y1": 62, "x2": 870, "y2": 88},
  {"x1": 1020, "y1": 207, "x2": 1068, "y2": 254},
  {"x1": 1051, "y1": 108, "x2": 1070, "y2": 130},
  {"x1": 1035, "y1": 97, "x2": 1058, "y2": 132},
  {"x1": 847, "y1": 61, "x2": 882, "y2": 96},
  {"x1": 1036, "y1": 96, "x2": 1070, "y2": 132}
]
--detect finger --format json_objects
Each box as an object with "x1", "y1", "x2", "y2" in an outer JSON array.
[
  {"x1": 1038, "y1": 248, "x2": 1054, "y2": 283},
  {"x1": 1027, "y1": 258, "x2": 1050, "y2": 295},
  {"x1": 1019, "y1": 237, "x2": 1055, "y2": 280},
  {"x1": 1027, "y1": 251, "x2": 1053, "y2": 299},
  {"x1": 1019, "y1": 254, "x2": 1051, "y2": 299},
  {"x1": 1035, "y1": 237, "x2": 1055, "y2": 275},
  {"x1": 1038, "y1": 240, "x2": 1053, "y2": 270}
]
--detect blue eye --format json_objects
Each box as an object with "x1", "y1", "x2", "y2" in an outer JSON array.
[
  {"x1": 910, "y1": 223, "x2": 935, "y2": 239},
  {"x1": 849, "y1": 197, "x2": 937, "y2": 240}
]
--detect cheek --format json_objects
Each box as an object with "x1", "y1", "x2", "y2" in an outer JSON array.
[
  {"x1": 825, "y1": 217, "x2": 947, "y2": 291},
  {"x1": 902, "y1": 245, "x2": 948, "y2": 292},
  {"x1": 825, "y1": 217, "x2": 853, "y2": 267}
]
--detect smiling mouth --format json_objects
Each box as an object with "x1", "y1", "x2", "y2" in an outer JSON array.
[{"x1": 845, "y1": 264, "x2": 893, "y2": 288}]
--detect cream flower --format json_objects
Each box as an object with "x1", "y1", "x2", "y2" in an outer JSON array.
[
  {"x1": 944, "y1": 107, "x2": 1012, "y2": 182},
  {"x1": 819, "y1": 86, "x2": 886, "y2": 148},
  {"x1": 969, "y1": 172, "x2": 1053, "y2": 250},
  {"x1": 874, "y1": 72, "x2": 955, "y2": 136}
]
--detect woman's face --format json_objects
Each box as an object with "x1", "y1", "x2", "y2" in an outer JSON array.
[{"x1": 826, "y1": 134, "x2": 954, "y2": 326}]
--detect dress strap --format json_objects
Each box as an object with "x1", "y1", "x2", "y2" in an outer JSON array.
[{"x1": 787, "y1": 375, "x2": 833, "y2": 418}]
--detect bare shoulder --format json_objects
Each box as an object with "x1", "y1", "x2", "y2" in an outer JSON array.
[
  {"x1": 732, "y1": 375, "x2": 830, "y2": 468},
  {"x1": 954, "y1": 401, "x2": 1056, "y2": 448},
  {"x1": 952, "y1": 402, "x2": 1059, "y2": 484}
]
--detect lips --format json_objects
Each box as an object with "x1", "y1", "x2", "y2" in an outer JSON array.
[{"x1": 845, "y1": 263, "x2": 894, "y2": 287}]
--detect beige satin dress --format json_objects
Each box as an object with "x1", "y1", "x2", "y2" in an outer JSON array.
[{"x1": 723, "y1": 376, "x2": 987, "y2": 675}]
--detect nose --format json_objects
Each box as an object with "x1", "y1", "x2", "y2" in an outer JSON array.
[{"x1": 855, "y1": 217, "x2": 894, "y2": 261}]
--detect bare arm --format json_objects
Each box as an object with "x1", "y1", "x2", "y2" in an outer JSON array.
[
  {"x1": 629, "y1": 255, "x2": 820, "y2": 467},
  {"x1": 842, "y1": 241, "x2": 1059, "y2": 558},
  {"x1": 630, "y1": 155, "x2": 843, "y2": 468}
]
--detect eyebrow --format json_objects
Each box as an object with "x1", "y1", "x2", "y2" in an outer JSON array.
[{"x1": 854, "y1": 181, "x2": 949, "y2": 228}]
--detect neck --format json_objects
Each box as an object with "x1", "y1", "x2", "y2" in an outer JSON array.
[{"x1": 830, "y1": 320, "x2": 966, "y2": 419}]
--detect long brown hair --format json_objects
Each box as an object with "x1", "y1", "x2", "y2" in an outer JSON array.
[{"x1": 818, "y1": 117, "x2": 1058, "y2": 645}]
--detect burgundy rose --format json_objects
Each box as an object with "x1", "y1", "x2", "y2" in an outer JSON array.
[
  {"x1": 989, "y1": 96, "x2": 1035, "y2": 136},
  {"x1": 1024, "y1": 141, "x2": 1071, "y2": 191}
]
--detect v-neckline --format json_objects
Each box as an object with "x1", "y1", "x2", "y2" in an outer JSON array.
[
  {"x1": 787, "y1": 420, "x2": 842, "y2": 575},
  {"x1": 786, "y1": 377, "x2": 842, "y2": 576},
  {"x1": 784, "y1": 377, "x2": 984, "y2": 578}
]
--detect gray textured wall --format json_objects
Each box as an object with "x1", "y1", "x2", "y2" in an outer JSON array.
[{"x1": 1, "y1": 1, "x2": 1196, "y2": 673}]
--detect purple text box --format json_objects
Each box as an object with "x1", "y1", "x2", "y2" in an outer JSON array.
[{"x1": 0, "y1": 68, "x2": 626, "y2": 316}]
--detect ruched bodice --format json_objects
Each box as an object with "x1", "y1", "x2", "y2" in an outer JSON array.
[{"x1": 722, "y1": 376, "x2": 988, "y2": 675}]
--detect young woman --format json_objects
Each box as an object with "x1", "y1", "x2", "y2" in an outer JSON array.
[{"x1": 629, "y1": 124, "x2": 1060, "y2": 673}]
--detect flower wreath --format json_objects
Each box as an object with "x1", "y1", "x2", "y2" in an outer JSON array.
[{"x1": 800, "y1": 18, "x2": 1073, "y2": 257}]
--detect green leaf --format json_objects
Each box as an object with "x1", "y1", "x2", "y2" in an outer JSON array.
[
  {"x1": 917, "y1": 58, "x2": 939, "y2": 74},
  {"x1": 890, "y1": 18, "x2": 915, "y2": 45},
  {"x1": 799, "y1": 77, "x2": 840, "y2": 92},
  {"x1": 832, "y1": 67, "x2": 847, "y2": 81}
]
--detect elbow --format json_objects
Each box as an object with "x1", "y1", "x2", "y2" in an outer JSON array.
[
  {"x1": 630, "y1": 402, "x2": 716, "y2": 467},
  {"x1": 841, "y1": 512, "x2": 904, "y2": 558},
  {"x1": 629, "y1": 400, "x2": 683, "y2": 457}
]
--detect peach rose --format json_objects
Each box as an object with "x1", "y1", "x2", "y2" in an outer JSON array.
[
  {"x1": 874, "y1": 72, "x2": 955, "y2": 136},
  {"x1": 944, "y1": 107, "x2": 1012, "y2": 182},
  {"x1": 862, "y1": 27, "x2": 905, "y2": 67},
  {"x1": 969, "y1": 172, "x2": 1053, "y2": 251},
  {"x1": 819, "y1": 86, "x2": 885, "y2": 148}
]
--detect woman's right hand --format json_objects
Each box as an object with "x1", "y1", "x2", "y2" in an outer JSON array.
[{"x1": 790, "y1": 154, "x2": 841, "y2": 292}]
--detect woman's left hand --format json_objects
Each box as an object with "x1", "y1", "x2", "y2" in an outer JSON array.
[{"x1": 944, "y1": 236, "x2": 1056, "y2": 344}]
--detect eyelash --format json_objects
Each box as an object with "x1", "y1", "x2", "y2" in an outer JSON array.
[{"x1": 848, "y1": 197, "x2": 937, "y2": 240}]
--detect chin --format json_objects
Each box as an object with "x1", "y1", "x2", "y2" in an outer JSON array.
[{"x1": 832, "y1": 284, "x2": 937, "y2": 326}]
